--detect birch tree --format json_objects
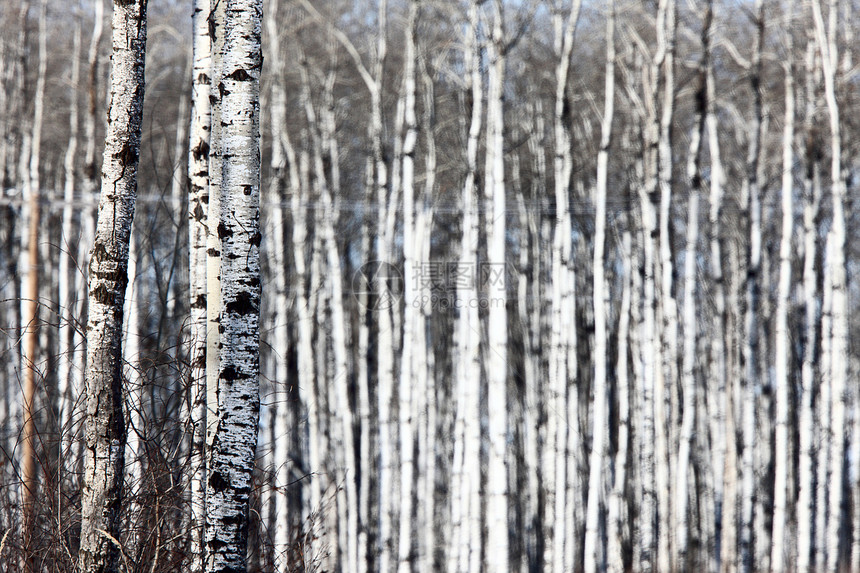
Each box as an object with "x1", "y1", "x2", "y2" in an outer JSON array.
[
  {"x1": 583, "y1": 4, "x2": 614, "y2": 572},
  {"x1": 811, "y1": 3, "x2": 848, "y2": 571},
  {"x1": 546, "y1": 2, "x2": 581, "y2": 570},
  {"x1": 203, "y1": 0, "x2": 263, "y2": 570},
  {"x1": 187, "y1": 0, "x2": 211, "y2": 568},
  {"x1": 20, "y1": 2, "x2": 46, "y2": 565},
  {"x1": 770, "y1": 3, "x2": 795, "y2": 569},
  {"x1": 78, "y1": 0, "x2": 148, "y2": 571},
  {"x1": 484, "y1": 2, "x2": 509, "y2": 569}
]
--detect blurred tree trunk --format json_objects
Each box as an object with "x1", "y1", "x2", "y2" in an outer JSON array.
[
  {"x1": 21, "y1": 2, "x2": 45, "y2": 568},
  {"x1": 583, "y1": 3, "x2": 614, "y2": 572},
  {"x1": 770, "y1": 2, "x2": 795, "y2": 569}
]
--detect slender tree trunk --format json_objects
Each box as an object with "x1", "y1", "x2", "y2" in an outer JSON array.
[
  {"x1": 584, "y1": 4, "x2": 614, "y2": 572},
  {"x1": 484, "y1": 2, "x2": 509, "y2": 570},
  {"x1": 58, "y1": 16, "x2": 82, "y2": 484},
  {"x1": 449, "y1": 6, "x2": 482, "y2": 571},
  {"x1": 203, "y1": 0, "x2": 263, "y2": 570},
  {"x1": 78, "y1": 0, "x2": 148, "y2": 571},
  {"x1": 770, "y1": 4, "x2": 795, "y2": 568},
  {"x1": 739, "y1": 5, "x2": 764, "y2": 572},
  {"x1": 398, "y1": 6, "x2": 420, "y2": 572},
  {"x1": 546, "y1": 3, "x2": 580, "y2": 571},
  {"x1": 187, "y1": 0, "x2": 211, "y2": 568},
  {"x1": 811, "y1": 3, "x2": 848, "y2": 570},
  {"x1": 21, "y1": 2, "x2": 46, "y2": 567},
  {"x1": 676, "y1": 4, "x2": 709, "y2": 565}
]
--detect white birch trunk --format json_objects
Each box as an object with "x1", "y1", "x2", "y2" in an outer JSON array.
[
  {"x1": 655, "y1": 5, "x2": 676, "y2": 570},
  {"x1": 676, "y1": 4, "x2": 709, "y2": 562},
  {"x1": 205, "y1": 0, "x2": 226, "y2": 493},
  {"x1": 449, "y1": 6, "x2": 482, "y2": 571},
  {"x1": 811, "y1": 3, "x2": 848, "y2": 570},
  {"x1": 397, "y1": 6, "x2": 419, "y2": 571},
  {"x1": 203, "y1": 0, "x2": 262, "y2": 570},
  {"x1": 546, "y1": 3, "x2": 580, "y2": 571},
  {"x1": 740, "y1": 6, "x2": 764, "y2": 572},
  {"x1": 79, "y1": 0, "x2": 147, "y2": 570},
  {"x1": 484, "y1": 3, "x2": 508, "y2": 570},
  {"x1": 58, "y1": 18, "x2": 81, "y2": 480},
  {"x1": 584, "y1": 5, "x2": 614, "y2": 571},
  {"x1": 770, "y1": 5, "x2": 795, "y2": 568},
  {"x1": 123, "y1": 232, "x2": 143, "y2": 553},
  {"x1": 187, "y1": 0, "x2": 211, "y2": 568}
]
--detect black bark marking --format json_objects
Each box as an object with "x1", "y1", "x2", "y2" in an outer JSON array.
[
  {"x1": 92, "y1": 284, "x2": 112, "y2": 305},
  {"x1": 249, "y1": 232, "x2": 261, "y2": 247},
  {"x1": 218, "y1": 82, "x2": 230, "y2": 98},
  {"x1": 192, "y1": 294, "x2": 207, "y2": 309},
  {"x1": 242, "y1": 185, "x2": 252, "y2": 195},
  {"x1": 192, "y1": 202, "x2": 206, "y2": 222},
  {"x1": 209, "y1": 470, "x2": 229, "y2": 492},
  {"x1": 192, "y1": 140, "x2": 210, "y2": 162},
  {"x1": 226, "y1": 68, "x2": 252, "y2": 82},
  {"x1": 221, "y1": 366, "x2": 241, "y2": 382},
  {"x1": 217, "y1": 223, "x2": 232, "y2": 239},
  {"x1": 207, "y1": 248, "x2": 220, "y2": 257},
  {"x1": 225, "y1": 291, "x2": 257, "y2": 315}
]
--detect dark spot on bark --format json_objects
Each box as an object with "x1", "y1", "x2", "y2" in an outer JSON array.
[
  {"x1": 218, "y1": 82, "x2": 230, "y2": 98},
  {"x1": 243, "y1": 185, "x2": 252, "y2": 195},
  {"x1": 226, "y1": 291, "x2": 257, "y2": 315},
  {"x1": 218, "y1": 324, "x2": 225, "y2": 334},
  {"x1": 91, "y1": 241, "x2": 109, "y2": 262},
  {"x1": 92, "y1": 284, "x2": 112, "y2": 305},
  {"x1": 248, "y1": 276, "x2": 260, "y2": 289},
  {"x1": 197, "y1": 72, "x2": 210, "y2": 85},
  {"x1": 221, "y1": 366, "x2": 242, "y2": 382},
  {"x1": 227, "y1": 68, "x2": 252, "y2": 82},
  {"x1": 116, "y1": 141, "x2": 138, "y2": 166},
  {"x1": 192, "y1": 202, "x2": 206, "y2": 222},
  {"x1": 249, "y1": 232, "x2": 261, "y2": 247},
  {"x1": 192, "y1": 140, "x2": 210, "y2": 162},
  {"x1": 217, "y1": 223, "x2": 232, "y2": 239},
  {"x1": 207, "y1": 248, "x2": 220, "y2": 257},
  {"x1": 222, "y1": 512, "x2": 245, "y2": 527},
  {"x1": 208, "y1": 538, "x2": 228, "y2": 551},
  {"x1": 192, "y1": 294, "x2": 207, "y2": 309},
  {"x1": 209, "y1": 470, "x2": 229, "y2": 492},
  {"x1": 209, "y1": 94, "x2": 218, "y2": 105}
]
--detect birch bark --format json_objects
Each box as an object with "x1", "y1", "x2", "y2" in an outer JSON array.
[
  {"x1": 58, "y1": 17, "x2": 82, "y2": 479},
  {"x1": 187, "y1": 0, "x2": 211, "y2": 568},
  {"x1": 770, "y1": 4, "x2": 795, "y2": 568},
  {"x1": 484, "y1": 2, "x2": 509, "y2": 569},
  {"x1": 811, "y1": 3, "x2": 848, "y2": 570},
  {"x1": 78, "y1": 0, "x2": 148, "y2": 571},
  {"x1": 584, "y1": 5, "x2": 614, "y2": 572},
  {"x1": 203, "y1": 0, "x2": 263, "y2": 570},
  {"x1": 676, "y1": 4, "x2": 709, "y2": 564},
  {"x1": 546, "y1": 3, "x2": 580, "y2": 571},
  {"x1": 740, "y1": 6, "x2": 764, "y2": 572}
]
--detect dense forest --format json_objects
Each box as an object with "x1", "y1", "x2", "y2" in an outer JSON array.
[{"x1": 1, "y1": 0, "x2": 860, "y2": 572}]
